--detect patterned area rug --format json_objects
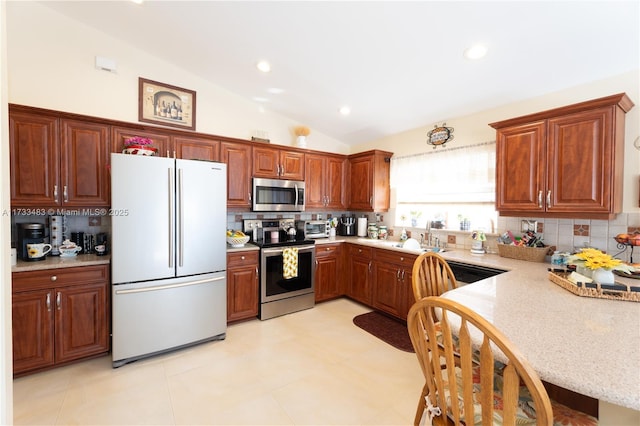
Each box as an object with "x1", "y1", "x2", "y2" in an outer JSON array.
[{"x1": 353, "y1": 311, "x2": 414, "y2": 353}]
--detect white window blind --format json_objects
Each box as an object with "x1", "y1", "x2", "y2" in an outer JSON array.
[{"x1": 391, "y1": 141, "x2": 496, "y2": 203}]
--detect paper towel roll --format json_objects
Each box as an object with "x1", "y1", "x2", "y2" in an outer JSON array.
[{"x1": 357, "y1": 217, "x2": 368, "y2": 237}]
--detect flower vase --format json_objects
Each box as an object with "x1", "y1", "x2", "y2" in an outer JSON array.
[
  {"x1": 592, "y1": 268, "x2": 615, "y2": 285},
  {"x1": 329, "y1": 228, "x2": 336, "y2": 239},
  {"x1": 296, "y1": 136, "x2": 307, "y2": 148}
]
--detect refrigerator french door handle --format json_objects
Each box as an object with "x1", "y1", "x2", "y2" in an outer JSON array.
[
  {"x1": 178, "y1": 168, "x2": 184, "y2": 267},
  {"x1": 114, "y1": 276, "x2": 225, "y2": 295},
  {"x1": 168, "y1": 168, "x2": 175, "y2": 268}
]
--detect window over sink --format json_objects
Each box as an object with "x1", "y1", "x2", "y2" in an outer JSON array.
[{"x1": 390, "y1": 141, "x2": 497, "y2": 232}]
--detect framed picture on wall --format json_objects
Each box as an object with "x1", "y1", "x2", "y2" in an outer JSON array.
[{"x1": 138, "y1": 77, "x2": 196, "y2": 130}]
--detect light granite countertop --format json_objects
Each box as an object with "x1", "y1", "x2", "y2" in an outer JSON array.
[
  {"x1": 227, "y1": 235, "x2": 640, "y2": 409},
  {"x1": 12, "y1": 254, "x2": 111, "y2": 273}
]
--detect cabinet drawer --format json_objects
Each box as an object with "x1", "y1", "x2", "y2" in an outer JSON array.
[
  {"x1": 12, "y1": 265, "x2": 109, "y2": 292},
  {"x1": 348, "y1": 244, "x2": 373, "y2": 258},
  {"x1": 375, "y1": 249, "x2": 417, "y2": 269},
  {"x1": 316, "y1": 243, "x2": 341, "y2": 258},
  {"x1": 227, "y1": 251, "x2": 259, "y2": 268}
]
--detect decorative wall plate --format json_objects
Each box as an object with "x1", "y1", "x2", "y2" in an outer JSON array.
[{"x1": 427, "y1": 123, "x2": 454, "y2": 148}]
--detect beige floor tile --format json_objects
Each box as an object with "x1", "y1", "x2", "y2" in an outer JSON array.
[{"x1": 13, "y1": 298, "x2": 422, "y2": 426}]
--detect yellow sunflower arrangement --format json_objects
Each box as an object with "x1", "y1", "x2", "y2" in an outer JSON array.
[{"x1": 566, "y1": 248, "x2": 634, "y2": 274}]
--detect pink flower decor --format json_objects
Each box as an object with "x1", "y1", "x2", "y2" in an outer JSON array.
[{"x1": 124, "y1": 136, "x2": 153, "y2": 147}]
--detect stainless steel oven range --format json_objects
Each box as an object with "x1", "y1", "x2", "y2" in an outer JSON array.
[{"x1": 244, "y1": 219, "x2": 316, "y2": 320}]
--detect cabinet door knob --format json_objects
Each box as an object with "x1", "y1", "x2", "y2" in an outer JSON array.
[
  {"x1": 241, "y1": 255, "x2": 245, "y2": 260},
  {"x1": 50, "y1": 275, "x2": 57, "y2": 282}
]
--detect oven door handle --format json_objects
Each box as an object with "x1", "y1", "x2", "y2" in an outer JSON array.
[{"x1": 262, "y1": 245, "x2": 315, "y2": 255}]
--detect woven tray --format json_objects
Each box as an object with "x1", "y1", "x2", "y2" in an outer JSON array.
[
  {"x1": 548, "y1": 271, "x2": 640, "y2": 302},
  {"x1": 497, "y1": 243, "x2": 554, "y2": 262}
]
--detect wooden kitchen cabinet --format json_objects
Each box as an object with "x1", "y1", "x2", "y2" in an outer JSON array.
[
  {"x1": 221, "y1": 142, "x2": 253, "y2": 209},
  {"x1": 12, "y1": 265, "x2": 110, "y2": 376},
  {"x1": 314, "y1": 243, "x2": 344, "y2": 302},
  {"x1": 347, "y1": 244, "x2": 373, "y2": 305},
  {"x1": 347, "y1": 150, "x2": 393, "y2": 212},
  {"x1": 305, "y1": 153, "x2": 347, "y2": 209},
  {"x1": 173, "y1": 135, "x2": 220, "y2": 161},
  {"x1": 227, "y1": 251, "x2": 259, "y2": 322},
  {"x1": 491, "y1": 93, "x2": 634, "y2": 219},
  {"x1": 9, "y1": 108, "x2": 111, "y2": 208},
  {"x1": 111, "y1": 126, "x2": 171, "y2": 157},
  {"x1": 372, "y1": 249, "x2": 416, "y2": 320},
  {"x1": 253, "y1": 146, "x2": 305, "y2": 180}
]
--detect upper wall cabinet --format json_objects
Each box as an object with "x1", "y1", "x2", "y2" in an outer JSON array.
[
  {"x1": 252, "y1": 146, "x2": 304, "y2": 181},
  {"x1": 221, "y1": 142, "x2": 252, "y2": 209},
  {"x1": 10, "y1": 107, "x2": 111, "y2": 208},
  {"x1": 490, "y1": 93, "x2": 634, "y2": 219},
  {"x1": 347, "y1": 150, "x2": 393, "y2": 212},
  {"x1": 305, "y1": 153, "x2": 347, "y2": 210},
  {"x1": 112, "y1": 127, "x2": 220, "y2": 161}
]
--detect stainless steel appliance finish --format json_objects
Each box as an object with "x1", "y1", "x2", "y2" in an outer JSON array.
[
  {"x1": 252, "y1": 177, "x2": 305, "y2": 212},
  {"x1": 244, "y1": 218, "x2": 316, "y2": 320},
  {"x1": 110, "y1": 153, "x2": 227, "y2": 367},
  {"x1": 260, "y1": 243, "x2": 315, "y2": 320},
  {"x1": 296, "y1": 220, "x2": 330, "y2": 239}
]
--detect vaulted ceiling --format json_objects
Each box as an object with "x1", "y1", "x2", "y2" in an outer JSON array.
[{"x1": 41, "y1": 1, "x2": 639, "y2": 145}]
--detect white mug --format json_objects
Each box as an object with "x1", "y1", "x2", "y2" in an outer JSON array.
[{"x1": 27, "y1": 243, "x2": 52, "y2": 258}]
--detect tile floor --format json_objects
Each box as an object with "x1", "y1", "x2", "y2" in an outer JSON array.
[
  {"x1": 13, "y1": 299, "x2": 424, "y2": 425},
  {"x1": 12, "y1": 297, "x2": 640, "y2": 425}
]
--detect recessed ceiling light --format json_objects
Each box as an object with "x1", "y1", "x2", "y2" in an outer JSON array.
[
  {"x1": 339, "y1": 106, "x2": 351, "y2": 116},
  {"x1": 252, "y1": 97, "x2": 269, "y2": 103},
  {"x1": 464, "y1": 44, "x2": 488, "y2": 60},
  {"x1": 256, "y1": 61, "x2": 271, "y2": 73},
  {"x1": 267, "y1": 88, "x2": 284, "y2": 94},
  {"x1": 131, "y1": 0, "x2": 144, "y2": 4}
]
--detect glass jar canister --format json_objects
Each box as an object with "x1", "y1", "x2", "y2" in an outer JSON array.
[
  {"x1": 368, "y1": 224, "x2": 378, "y2": 239},
  {"x1": 378, "y1": 226, "x2": 388, "y2": 240}
]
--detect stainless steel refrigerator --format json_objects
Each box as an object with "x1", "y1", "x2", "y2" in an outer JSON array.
[{"x1": 110, "y1": 153, "x2": 227, "y2": 367}]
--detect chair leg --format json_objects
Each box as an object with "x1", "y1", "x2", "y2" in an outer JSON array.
[{"x1": 414, "y1": 383, "x2": 428, "y2": 426}]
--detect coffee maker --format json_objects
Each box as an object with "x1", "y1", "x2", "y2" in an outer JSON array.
[
  {"x1": 17, "y1": 223, "x2": 46, "y2": 261},
  {"x1": 338, "y1": 215, "x2": 357, "y2": 236}
]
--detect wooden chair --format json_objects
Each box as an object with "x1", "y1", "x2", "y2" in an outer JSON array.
[
  {"x1": 410, "y1": 251, "x2": 459, "y2": 425},
  {"x1": 407, "y1": 297, "x2": 597, "y2": 426},
  {"x1": 411, "y1": 252, "x2": 458, "y2": 301}
]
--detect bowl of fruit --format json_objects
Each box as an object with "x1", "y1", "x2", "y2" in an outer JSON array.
[{"x1": 226, "y1": 230, "x2": 250, "y2": 247}]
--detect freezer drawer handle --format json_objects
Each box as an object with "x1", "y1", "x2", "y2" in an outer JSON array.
[{"x1": 114, "y1": 276, "x2": 225, "y2": 295}]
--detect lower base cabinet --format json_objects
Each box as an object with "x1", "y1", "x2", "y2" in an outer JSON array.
[
  {"x1": 347, "y1": 245, "x2": 373, "y2": 305},
  {"x1": 12, "y1": 265, "x2": 110, "y2": 376},
  {"x1": 372, "y1": 249, "x2": 417, "y2": 321},
  {"x1": 227, "y1": 251, "x2": 259, "y2": 322},
  {"x1": 314, "y1": 243, "x2": 343, "y2": 302}
]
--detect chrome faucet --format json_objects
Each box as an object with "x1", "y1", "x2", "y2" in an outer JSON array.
[{"x1": 425, "y1": 220, "x2": 433, "y2": 246}]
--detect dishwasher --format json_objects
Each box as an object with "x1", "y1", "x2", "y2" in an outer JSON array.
[{"x1": 447, "y1": 261, "x2": 506, "y2": 284}]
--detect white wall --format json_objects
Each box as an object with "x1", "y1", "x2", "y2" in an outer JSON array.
[
  {"x1": 5, "y1": 2, "x2": 351, "y2": 155},
  {"x1": 0, "y1": 1, "x2": 13, "y2": 424}
]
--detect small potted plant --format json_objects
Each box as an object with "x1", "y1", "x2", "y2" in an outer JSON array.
[{"x1": 122, "y1": 136, "x2": 157, "y2": 156}]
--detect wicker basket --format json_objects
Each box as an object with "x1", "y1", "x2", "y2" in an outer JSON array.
[
  {"x1": 549, "y1": 271, "x2": 640, "y2": 302},
  {"x1": 496, "y1": 243, "x2": 554, "y2": 262}
]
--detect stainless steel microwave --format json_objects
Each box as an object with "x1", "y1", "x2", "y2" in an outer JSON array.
[{"x1": 252, "y1": 178, "x2": 305, "y2": 212}]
